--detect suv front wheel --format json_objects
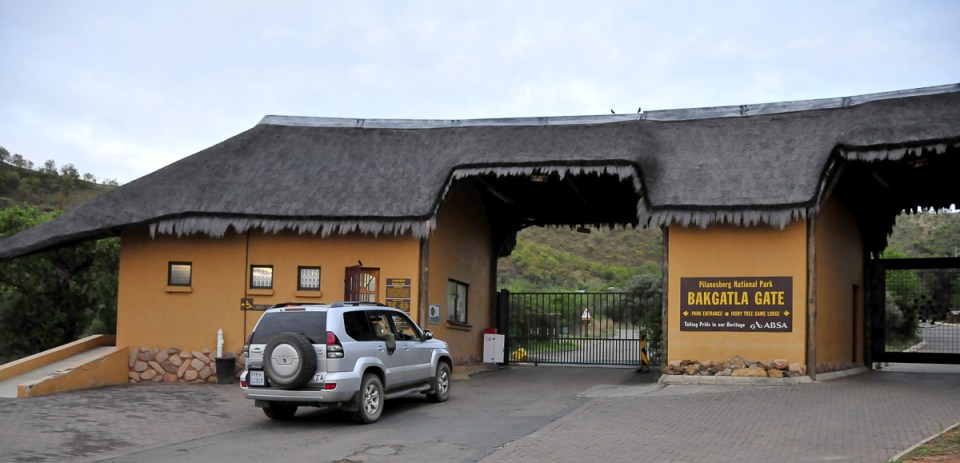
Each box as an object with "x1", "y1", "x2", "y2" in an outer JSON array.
[
  {"x1": 351, "y1": 374, "x2": 384, "y2": 424},
  {"x1": 427, "y1": 362, "x2": 451, "y2": 403}
]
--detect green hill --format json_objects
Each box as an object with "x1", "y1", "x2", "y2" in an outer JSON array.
[
  {"x1": 0, "y1": 158, "x2": 112, "y2": 211},
  {"x1": 497, "y1": 226, "x2": 663, "y2": 292},
  {"x1": 884, "y1": 210, "x2": 960, "y2": 258}
]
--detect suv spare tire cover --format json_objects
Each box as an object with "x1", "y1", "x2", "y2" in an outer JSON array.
[{"x1": 263, "y1": 331, "x2": 318, "y2": 389}]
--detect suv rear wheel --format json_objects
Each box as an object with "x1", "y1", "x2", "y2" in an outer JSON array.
[
  {"x1": 262, "y1": 402, "x2": 297, "y2": 420},
  {"x1": 351, "y1": 374, "x2": 384, "y2": 424},
  {"x1": 263, "y1": 332, "x2": 317, "y2": 389}
]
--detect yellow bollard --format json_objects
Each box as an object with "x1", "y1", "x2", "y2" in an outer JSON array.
[
  {"x1": 639, "y1": 334, "x2": 649, "y2": 373},
  {"x1": 511, "y1": 347, "x2": 528, "y2": 362}
]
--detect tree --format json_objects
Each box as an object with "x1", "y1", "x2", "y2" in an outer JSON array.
[
  {"x1": 59, "y1": 163, "x2": 80, "y2": 188},
  {"x1": 0, "y1": 205, "x2": 119, "y2": 363},
  {"x1": 624, "y1": 273, "x2": 663, "y2": 353},
  {"x1": 10, "y1": 154, "x2": 26, "y2": 168},
  {"x1": 41, "y1": 159, "x2": 57, "y2": 175},
  {"x1": 60, "y1": 163, "x2": 79, "y2": 180},
  {"x1": 0, "y1": 146, "x2": 9, "y2": 164}
]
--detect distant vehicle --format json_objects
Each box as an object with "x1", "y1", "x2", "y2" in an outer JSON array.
[{"x1": 240, "y1": 302, "x2": 452, "y2": 423}]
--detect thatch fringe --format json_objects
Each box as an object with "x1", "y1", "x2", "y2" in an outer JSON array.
[
  {"x1": 642, "y1": 206, "x2": 817, "y2": 230},
  {"x1": 149, "y1": 217, "x2": 435, "y2": 239},
  {"x1": 445, "y1": 164, "x2": 643, "y2": 214},
  {"x1": 450, "y1": 164, "x2": 642, "y2": 191},
  {"x1": 838, "y1": 140, "x2": 959, "y2": 162}
]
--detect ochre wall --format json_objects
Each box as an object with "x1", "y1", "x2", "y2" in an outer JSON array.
[
  {"x1": 814, "y1": 196, "x2": 865, "y2": 369},
  {"x1": 117, "y1": 233, "x2": 246, "y2": 352},
  {"x1": 117, "y1": 231, "x2": 420, "y2": 353},
  {"x1": 427, "y1": 183, "x2": 495, "y2": 364},
  {"x1": 667, "y1": 222, "x2": 808, "y2": 363}
]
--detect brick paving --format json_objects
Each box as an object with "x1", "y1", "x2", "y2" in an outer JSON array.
[
  {"x1": 0, "y1": 367, "x2": 957, "y2": 462},
  {"x1": 482, "y1": 370, "x2": 960, "y2": 463}
]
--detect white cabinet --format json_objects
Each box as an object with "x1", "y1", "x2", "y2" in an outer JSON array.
[{"x1": 483, "y1": 334, "x2": 505, "y2": 363}]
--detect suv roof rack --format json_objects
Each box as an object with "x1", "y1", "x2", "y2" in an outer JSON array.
[
  {"x1": 268, "y1": 302, "x2": 326, "y2": 309},
  {"x1": 329, "y1": 301, "x2": 388, "y2": 308}
]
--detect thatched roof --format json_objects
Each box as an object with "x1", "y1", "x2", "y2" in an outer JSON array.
[{"x1": 1, "y1": 84, "x2": 958, "y2": 259}]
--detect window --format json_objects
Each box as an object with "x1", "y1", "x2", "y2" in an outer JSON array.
[
  {"x1": 250, "y1": 311, "x2": 327, "y2": 345},
  {"x1": 389, "y1": 312, "x2": 421, "y2": 341},
  {"x1": 168, "y1": 262, "x2": 192, "y2": 286},
  {"x1": 447, "y1": 280, "x2": 468, "y2": 323},
  {"x1": 298, "y1": 266, "x2": 321, "y2": 291},
  {"x1": 250, "y1": 265, "x2": 274, "y2": 289},
  {"x1": 343, "y1": 311, "x2": 376, "y2": 341}
]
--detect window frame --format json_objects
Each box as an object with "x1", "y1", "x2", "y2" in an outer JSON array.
[
  {"x1": 249, "y1": 264, "x2": 274, "y2": 290},
  {"x1": 167, "y1": 262, "x2": 192, "y2": 287},
  {"x1": 297, "y1": 266, "x2": 322, "y2": 291},
  {"x1": 447, "y1": 279, "x2": 468, "y2": 324}
]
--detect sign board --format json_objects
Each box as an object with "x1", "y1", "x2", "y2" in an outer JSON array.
[
  {"x1": 679, "y1": 277, "x2": 793, "y2": 332},
  {"x1": 428, "y1": 304, "x2": 441, "y2": 324},
  {"x1": 385, "y1": 278, "x2": 412, "y2": 313}
]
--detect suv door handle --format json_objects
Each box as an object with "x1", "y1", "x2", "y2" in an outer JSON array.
[{"x1": 377, "y1": 346, "x2": 386, "y2": 352}]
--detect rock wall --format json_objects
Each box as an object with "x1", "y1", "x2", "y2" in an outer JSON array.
[
  {"x1": 127, "y1": 347, "x2": 245, "y2": 383},
  {"x1": 663, "y1": 355, "x2": 806, "y2": 378}
]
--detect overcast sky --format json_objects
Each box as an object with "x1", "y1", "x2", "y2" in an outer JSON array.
[{"x1": 1, "y1": 1, "x2": 958, "y2": 183}]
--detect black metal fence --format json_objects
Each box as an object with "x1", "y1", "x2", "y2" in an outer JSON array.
[
  {"x1": 871, "y1": 257, "x2": 960, "y2": 364},
  {"x1": 500, "y1": 291, "x2": 662, "y2": 366}
]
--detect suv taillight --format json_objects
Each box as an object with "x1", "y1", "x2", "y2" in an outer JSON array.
[
  {"x1": 243, "y1": 332, "x2": 253, "y2": 357},
  {"x1": 327, "y1": 331, "x2": 344, "y2": 358}
]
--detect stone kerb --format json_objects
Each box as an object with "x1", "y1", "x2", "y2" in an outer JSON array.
[
  {"x1": 127, "y1": 347, "x2": 245, "y2": 384},
  {"x1": 659, "y1": 355, "x2": 813, "y2": 386}
]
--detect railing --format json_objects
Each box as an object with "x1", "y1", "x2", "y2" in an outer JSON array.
[
  {"x1": 502, "y1": 291, "x2": 661, "y2": 366},
  {"x1": 871, "y1": 257, "x2": 960, "y2": 364}
]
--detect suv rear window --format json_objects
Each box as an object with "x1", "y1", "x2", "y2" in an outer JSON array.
[{"x1": 252, "y1": 311, "x2": 327, "y2": 344}]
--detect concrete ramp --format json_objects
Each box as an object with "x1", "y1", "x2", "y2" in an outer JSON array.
[{"x1": 0, "y1": 335, "x2": 129, "y2": 398}]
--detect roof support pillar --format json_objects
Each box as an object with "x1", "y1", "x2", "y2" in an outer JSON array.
[
  {"x1": 417, "y1": 234, "x2": 430, "y2": 329},
  {"x1": 660, "y1": 225, "x2": 669, "y2": 370},
  {"x1": 806, "y1": 216, "x2": 817, "y2": 381}
]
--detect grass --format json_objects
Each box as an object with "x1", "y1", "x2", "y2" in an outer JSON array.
[{"x1": 893, "y1": 423, "x2": 960, "y2": 462}]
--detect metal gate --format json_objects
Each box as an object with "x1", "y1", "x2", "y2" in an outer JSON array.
[
  {"x1": 870, "y1": 257, "x2": 960, "y2": 364},
  {"x1": 498, "y1": 290, "x2": 661, "y2": 366}
]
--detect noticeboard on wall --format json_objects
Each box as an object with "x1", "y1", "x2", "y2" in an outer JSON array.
[
  {"x1": 385, "y1": 278, "x2": 412, "y2": 313},
  {"x1": 679, "y1": 276, "x2": 793, "y2": 332}
]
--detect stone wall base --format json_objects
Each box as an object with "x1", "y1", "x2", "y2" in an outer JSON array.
[
  {"x1": 127, "y1": 347, "x2": 245, "y2": 384},
  {"x1": 662, "y1": 355, "x2": 805, "y2": 379}
]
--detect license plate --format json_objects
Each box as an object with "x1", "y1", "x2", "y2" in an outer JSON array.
[{"x1": 249, "y1": 370, "x2": 265, "y2": 387}]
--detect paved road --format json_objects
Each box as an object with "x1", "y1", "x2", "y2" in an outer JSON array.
[
  {"x1": 1, "y1": 365, "x2": 958, "y2": 462},
  {"x1": 915, "y1": 322, "x2": 960, "y2": 353},
  {"x1": 527, "y1": 329, "x2": 650, "y2": 365}
]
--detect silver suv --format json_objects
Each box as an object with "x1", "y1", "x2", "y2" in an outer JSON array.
[{"x1": 240, "y1": 302, "x2": 452, "y2": 423}]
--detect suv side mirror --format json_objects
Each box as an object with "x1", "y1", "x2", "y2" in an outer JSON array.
[
  {"x1": 380, "y1": 332, "x2": 396, "y2": 354},
  {"x1": 422, "y1": 329, "x2": 434, "y2": 341}
]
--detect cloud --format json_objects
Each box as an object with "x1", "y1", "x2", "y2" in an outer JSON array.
[{"x1": 0, "y1": 0, "x2": 958, "y2": 182}]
